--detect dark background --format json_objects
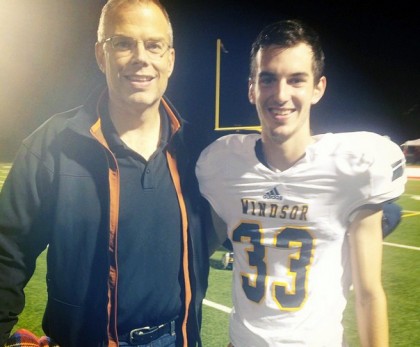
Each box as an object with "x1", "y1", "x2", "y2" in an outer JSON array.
[{"x1": 1, "y1": 0, "x2": 419, "y2": 160}]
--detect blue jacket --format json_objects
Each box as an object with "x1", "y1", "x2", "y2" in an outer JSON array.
[{"x1": 0, "y1": 87, "x2": 211, "y2": 347}]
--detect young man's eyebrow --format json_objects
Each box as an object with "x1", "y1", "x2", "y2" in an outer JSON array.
[
  {"x1": 258, "y1": 71, "x2": 276, "y2": 78},
  {"x1": 258, "y1": 71, "x2": 310, "y2": 78},
  {"x1": 290, "y1": 72, "x2": 310, "y2": 78}
]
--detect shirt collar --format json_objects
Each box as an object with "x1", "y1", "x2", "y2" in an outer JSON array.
[{"x1": 97, "y1": 95, "x2": 171, "y2": 155}]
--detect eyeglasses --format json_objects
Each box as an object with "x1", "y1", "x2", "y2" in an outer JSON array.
[{"x1": 104, "y1": 36, "x2": 171, "y2": 58}]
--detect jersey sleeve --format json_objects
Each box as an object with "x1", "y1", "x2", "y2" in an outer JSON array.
[
  {"x1": 337, "y1": 132, "x2": 407, "y2": 217},
  {"x1": 368, "y1": 135, "x2": 406, "y2": 201}
]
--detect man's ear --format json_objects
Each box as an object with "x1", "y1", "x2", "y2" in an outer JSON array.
[
  {"x1": 167, "y1": 48, "x2": 175, "y2": 78},
  {"x1": 248, "y1": 78, "x2": 256, "y2": 104},
  {"x1": 311, "y1": 76, "x2": 327, "y2": 105},
  {"x1": 95, "y1": 42, "x2": 106, "y2": 73}
]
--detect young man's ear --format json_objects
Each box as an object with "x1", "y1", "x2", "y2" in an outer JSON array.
[
  {"x1": 248, "y1": 78, "x2": 256, "y2": 104},
  {"x1": 311, "y1": 76, "x2": 327, "y2": 105}
]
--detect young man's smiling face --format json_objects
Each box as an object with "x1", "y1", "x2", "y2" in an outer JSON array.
[{"x1": 249, "y1": 43, "x2": 326, "y2": 144}]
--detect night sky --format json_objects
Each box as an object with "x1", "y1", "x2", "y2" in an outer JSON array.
[{"x1": 1, "y1": 0, "x2": 419, "y2": 159}]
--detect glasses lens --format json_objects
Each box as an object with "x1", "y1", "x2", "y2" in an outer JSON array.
[
  {"x1": 107, "y1": 37, "x2": 169, "y2": 58},
  {"x1": 144, "y1": 41, "x2": 167, "y2": 55},
  {"x1": 111, "y1": 37, "x2": 135, "y2": 51}
]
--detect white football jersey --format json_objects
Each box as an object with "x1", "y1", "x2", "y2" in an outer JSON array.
[{"x1": 196, "y1": 132, "x2": 406, "y2": 347}]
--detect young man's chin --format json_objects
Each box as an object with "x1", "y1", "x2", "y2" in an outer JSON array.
[{"x1": 263, "y1": 124, "x2": 289, "y2": 142}]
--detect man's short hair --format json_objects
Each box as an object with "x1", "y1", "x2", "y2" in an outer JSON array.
[
  {"x1": 97, "y1": 0, "x2": 173, "y2": 46},
  {"x1": 249, "y1": 19, "x2": 325, "y2": 83}
]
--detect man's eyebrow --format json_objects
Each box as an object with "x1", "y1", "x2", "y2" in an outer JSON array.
[
  {"x1": 111, "y1": 33, "x2": 167, "y2": 41},
  {"x1": 258, "y1": 71, "x2": 276, "y2": 78},
  {"x1": 289, "y1": 72, "x2": 310, "y2": 78},
  {"x1": 258, "y1": 71, "x2": 310, "y2": 78},
  {"x1": 145, "y1": 35, "x2": 167, "y2": 42}
]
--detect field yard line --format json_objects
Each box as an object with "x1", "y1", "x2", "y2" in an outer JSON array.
[
  {"x1": 402, "y1": 193, "x2": 420, "y2": 198},
  {"x1": 203, "y1": 298, "x2": 232, "y2": 313},
  {"x1": 383, "y1": 242, "x2": 420, "y2": 251}
]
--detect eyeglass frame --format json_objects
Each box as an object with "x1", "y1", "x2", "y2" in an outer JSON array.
[{"x1": 102, "y1": 35, "x2": 172, "y2": 58}]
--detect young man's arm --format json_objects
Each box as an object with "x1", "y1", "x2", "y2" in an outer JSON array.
[
  {"x1": 207, "y1": 207, "x2": 228, "y2": 255},
  {"x1": 348, "y1": 208, "x2": 389, "y2": 347}
]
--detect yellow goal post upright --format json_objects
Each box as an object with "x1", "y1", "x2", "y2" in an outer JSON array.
[{"x1": 214, "y1": 38, "x2": 261, "y2": 133}]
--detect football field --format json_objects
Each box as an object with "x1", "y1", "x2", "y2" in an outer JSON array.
[{"x1": 1, "y1": 162, "x2": 419, "y2": 346}]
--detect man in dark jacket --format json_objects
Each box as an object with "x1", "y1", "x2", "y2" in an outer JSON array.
[{"x1": 0, "y1": 1, "x2": 211, "y2": 346}]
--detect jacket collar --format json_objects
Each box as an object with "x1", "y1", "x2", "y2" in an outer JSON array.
[{"x1": 65, "y1": 85, "x2": 186, "y2": 144}]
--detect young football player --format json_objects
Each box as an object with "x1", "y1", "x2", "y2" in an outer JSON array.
[{"x1": 196, "y1": 19, "x2": 406, "y2": 347}]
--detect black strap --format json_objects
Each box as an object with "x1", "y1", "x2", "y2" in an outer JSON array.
[{"x1": 119, "y1": 321, "x2": 175, "y2": 345}]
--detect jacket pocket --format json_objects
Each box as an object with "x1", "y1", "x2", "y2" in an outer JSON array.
[{"x1": 43, "y1": 297, "x2": 105, "y2": 347}]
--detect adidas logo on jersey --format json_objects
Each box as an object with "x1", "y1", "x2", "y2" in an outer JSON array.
[{"x1": 263, "y1": 187, "x2": 283, "y2": 200}]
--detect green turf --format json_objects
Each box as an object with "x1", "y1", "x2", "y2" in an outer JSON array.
[{"x1": 1, "y1": 163, "x2": 419, "y2": 346}]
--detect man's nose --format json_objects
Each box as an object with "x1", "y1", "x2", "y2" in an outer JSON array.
[
  {"x1": 274, "y1": 80, "x2": 289, "y2": 102},
  {"x1": 131, "y1": 41, "x2": 149, "y2": 62}
]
